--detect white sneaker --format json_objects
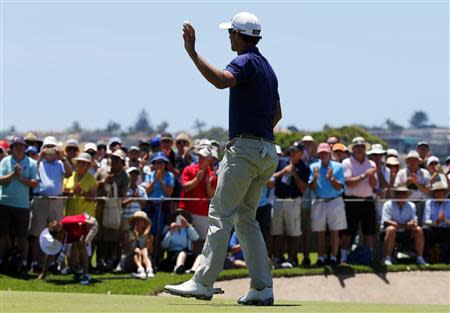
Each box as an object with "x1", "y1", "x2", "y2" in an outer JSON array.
[
  {"x1": 164, "y1": 279, "x2": 213, "y2": 301},
  {"x1": 131, "y1": 267, "x2": 147, "y2": 280},
  {"x1": 146, "y1": 269, "x2": 155, "y2": 278},
  {"x1": 237, "y1": 287, "x2": 274, "y2": 306},
  {"x1": 416, "y1": 256, "x2": 429, "y2": 266}
]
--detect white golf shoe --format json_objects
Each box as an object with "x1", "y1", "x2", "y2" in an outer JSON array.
[
  {"x1": 164, "y1": 279, "x2": 213, "y2": 301},
  {"x1": 237, "y1": 287, "x2": 274, "y2": 306}
]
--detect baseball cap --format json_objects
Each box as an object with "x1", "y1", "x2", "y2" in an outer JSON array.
[
  {"x1": 10, "y1": 136, "x2": 27, "y2": 147},
  {"x1": 367, "y1": 144, "x2": 386, "y2": 155},
  {"x1": 198, "y1": 147, "x2": 212, "y2": 158},
  {"x1": 160, "y1": 133, "x2": 174, "y2": 142},
  {"x1": 129, "y1": 145, "x2": 140, "y2": 152},
  {"x1": 219, "y1": 12, "x2": 262, "y2": 38},
  {"x1": 84, "y1": 143, "x2": 97, "y2": 153},
  {"x1": 301, "y1": 135, "x2": 315, "y2": 142},
  {"x1": 426, "y1": 155, "x2": 440, "y2": 166},
  {"x1": 73, "y1": 152, "x2": 92, "y2": 164},
  {"x1": 108, "y1": 137, "x2": 122, "y2": 146},
  {"x1": 42, "y1": 136, "x2": 58, "y2": 148},
  {"x1": 25, "y1": 146, "x2": 38, "y2": 155},
  {"x1": 317, "y1": 143, "x2": 331, "y2": 154},
  {"x1": 406, "y1": 150, "x2": 421, "y2": 160},
  {"x1": 151, "y1": 136, "x2": 161, "y2": 148},
  {"x1": 39, "y1": 228, "x2": 62, "y2": 256},
  {"x1": 332, "y1": 143, "x2": 346, "y2": 152},
  {"x1": 65, "y1": 139, "x2": 79, "y2": 148},
  {"x1": 126, "y1": 166, "x2": 140, "y2": 174},
  {"x1": 417, "y1": 141, "x2": 429, "y2": 147},
  {"x1": 386, "y1": 148, "x2": 399, "y2": 158},
  {"x1": 112, "y1": 149, "x2": 126, "y2": 161},
  {"x1": 288, "y1": 142, "x2": 305, "y2": 152},
  {"x1": 151, "y1": 151, "x2": 169, "y2": 164}
]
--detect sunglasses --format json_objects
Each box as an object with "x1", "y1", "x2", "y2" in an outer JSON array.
[
  {"x1": 66, "y1": 147, "x2": 78, "y2": 152},
  {"x1": 177, "y1": 140, "x2": 189, "y2": 145},
  {"x1": 153, "y1": 160, "x2": 165, "y2": 165}
]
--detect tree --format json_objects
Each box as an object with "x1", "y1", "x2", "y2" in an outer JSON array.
[
  {"x1": 105, "y1": 121, "x2": 121, "y2": 133},
  {"x1": 193, "y1": 119, "x2": 206, "y2": 134},
  {"x1": 385, "y1": 119, "x2": 404, "y2": 132},
  {"x1": 68, "y1": 121, "x2": 82, "y2": 133},
  {"x1": 156, "y1": 121, "x2": 169, "y2": 133},
  {"x1": 287, "y1": 125, "x2": 299, "y2": 133},
  {"x1": 409, "y1": 111, "x2": 429, "y2": 129},
  {"x1": 197, "y1": 126, "x2": 228, "y2": 143},
  {"x1": 133, "y1": 109, "x2": 153, "y2": 132}
]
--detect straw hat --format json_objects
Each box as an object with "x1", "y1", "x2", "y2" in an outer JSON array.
[
  {"x1": 385, "y1": 156, "x2": 400, "y2": 166},
  {"x1": 72, "y1": 152, "x2": 92, "y2": 164},
  {"x1": 431, "y1": 181, "x2": 448, "y2": 192},
  {"x1": 348, "y1": 137, "x2": 371, "y2": 152},
  {"x1": 128, "y1": 211, "x2": 151, "y2": 227}
]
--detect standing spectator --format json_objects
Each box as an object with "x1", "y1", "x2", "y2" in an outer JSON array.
[
  {"x1": 0, "y1": 137, "x2": 38, "y2": 273},
  {"x1": 96, "y1": 140, "x2": 108, "y2": 169},
  {"x1": 271, "y1": 142, "x2": 309, "y2": 267},
  {"x1": 95, "y1": 149, "x2": 129, "y2": 272},
  {"x1": 394, "y1": 150, "x2": 431, "y2": 224},
  {"x1": 63, "y1": 152, "x2": 97, "y2": 217},
  {"x1": 160, "y1": 133, "x2": 177, "y2": 168},
  {"x1": 423, "y1": 181, "x2": 450, "y2": 263},
  {"x1": 331, "y1": 143, "x2": 347, "y2": 163},
  {"x1": 380, "y1": 186, "x2": 427, "y2": 266},
  {"x1": 368, "y1": 144, "x2": 390, "y2": 227},
  {"x1": 445, "y1": 155, "x2": 450, "y2": 176},
  {"x1": 108, "y1": 137, "x2": 122, "y2": 153},
  {"x1": 341, "y1": 137, "x2": 377, "y2": 263},
  {"x1": 126, "y1": 146, "x2": 141, "y2": 169},
  {"x1": 174, "y1": 132, "x2": 194, "y2": 174},
  {"x1": 83, "y1": 143, "x2": 99, "y2": 176},
  {"x1": 178, "y1": 148, "x2": 217, "y2": 253},
  {"x1": 121, "y1": 167, "x2": 147, "y2": 229},
  {"x1": 29, "y1": 136, "x2": 73, "y2": 272},
  {"x1": 385, "y1": 157, "x2": 400, "y2": 192},
  {"x1": 64, "y1": 139, "x2": 80, "y2": 170},
  {"x1": 309, "y1": 143, "x2": 346, "y2": 266},
  {"x1": 427, "y1": 156, "x2": 449, "y2": 188},
  {"x1": 416, "y1": 141, "x2": 432, "y2": 168},
  {"x1": 24, "y1": 132, "x2": 43, "y2": 151},
  {"x1": 25, "y1": 146, "x2": 39, "y2": 161}
]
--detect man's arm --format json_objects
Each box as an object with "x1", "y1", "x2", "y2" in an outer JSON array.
[
  {"x1": 273, "y1": 100, "x2": 282, "y2": 127},
  {"x1": 183, "y1": 23, "x2": 236, "y2": 89}
]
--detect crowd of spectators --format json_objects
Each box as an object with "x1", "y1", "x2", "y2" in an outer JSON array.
[{"x1": 0, "y1": 132, "x2": 449, "y2": 285}]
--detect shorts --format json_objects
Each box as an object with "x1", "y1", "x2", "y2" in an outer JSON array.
[
  {"x1": 29, "y1": 198, "x2": 65, "y2": 237},
  {"x1": 343, "y1": 196, "x2": 376, "y2": 237},
  {"x1": 158, "y1": 250, "x2": 196, "y2": 272},
  {"x1": 0, "y1": 205, "x2": 30, "y2": 238},
  {"x1": 271, "y1": 197, "x2": 302, "y2": 237},
  {"x1": 311, "y1": 197, "x2": 347, "y2": 232},
  {"x1": 380, "y1": 229, "x2": 414, "y2": 244},
  {"x1": 192, "y1": 214, "x2": 209, "y2": 241}
]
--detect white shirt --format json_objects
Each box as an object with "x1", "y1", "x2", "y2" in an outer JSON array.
[
  {"x1": 394, "y1": 168, "x2": 431, "y2": 199},
  {"x1": 342, "y1": 156, "x2": 377, "y2": 198}
]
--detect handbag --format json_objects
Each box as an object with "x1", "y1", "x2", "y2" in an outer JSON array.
[{"x1": 102, "y1": 182, "x2": 122, "y2": 230}]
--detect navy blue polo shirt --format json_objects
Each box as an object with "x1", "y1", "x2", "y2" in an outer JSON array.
[
  {"x1": 225, "y1": 47, "x2": 279, "y2": 141},
  {"x1": 274, "y1": 157, "x2": 310, "y2": 199}
]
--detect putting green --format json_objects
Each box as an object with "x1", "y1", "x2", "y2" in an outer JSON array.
[{"x1": 1, "y1": 291, "x2": 448, "y2": 313}]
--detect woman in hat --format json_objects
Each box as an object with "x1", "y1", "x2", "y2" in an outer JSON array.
[
  {"x1": 426, "y1": 156, "x2": 449, "y2": 188},
  {"x1": 423, "y1": 182, "x2": 450, "y2": 263},
  {"x1": 63, "y1": 152, "x2": 97, "y2": 217},
  {"x1": 145, "y1": 152, "x2": 175, "y2": 199},
  {"x1": 121, "y1": 211, "x2": 154, "y2": 279}
]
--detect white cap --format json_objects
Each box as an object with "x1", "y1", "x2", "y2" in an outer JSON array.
[
  {"x1": 39, "y1": 228, "x2": 62, "y2": 256},
  {"x1": 386, "y1": 148, "x2": 399, "y2": 158},
  {"x1": 84, "y1": 142, "x2": 97, "y2": 152},
  {"x1": 406, "y1": 150, "x2": 421, "y2": 160},
  {"x1": 367, "y1": 144, "x2": 386, "y2": 155},
  {"x1": 301, "y1": 135, "x2": 315, "y2": 142},
  {"x1": 219, "y1": 12, "x2": 262, "y2": 37},
  {"x1": 426, "y1": 155, "x2": 440, "y2": 166},
  {"x1": 198, "y1": 147, "x2": 212, "y2": 158},
  {"x1": 42, "y1": 136, "x2": 58, "y2": 148}
]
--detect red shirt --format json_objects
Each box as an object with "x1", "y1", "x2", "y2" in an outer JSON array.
[
  {"x1": 178, "y1": 163, "x2": 217, "y2": 216},
  {"x1": 61, "y1": 214, "x2": 86, "y2": 243}
]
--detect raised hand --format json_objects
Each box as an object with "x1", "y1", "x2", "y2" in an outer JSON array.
[{"x1": 182, "y1": 22, "x2": 196, "y2": 57}]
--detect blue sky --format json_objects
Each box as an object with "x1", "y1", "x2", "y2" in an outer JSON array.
[{"x1": 1, "y1": 0, "x2": 449, "y2": 134}]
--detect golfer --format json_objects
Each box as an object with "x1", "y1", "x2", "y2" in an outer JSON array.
[{"x1": 165, "y1": 12, "x2": 281, "y2": 305}]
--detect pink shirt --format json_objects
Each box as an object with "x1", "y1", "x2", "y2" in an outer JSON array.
[{"x1": 342, "y1": 156, "x2": 377, "y2": 198}]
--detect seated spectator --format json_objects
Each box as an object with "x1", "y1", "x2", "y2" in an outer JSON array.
[
  {"x1": 178, "y1": 147, "x2": 217, "y2": 253},
  {"x1": 29, "y1": 136, "x2": 72, "y2": 272},
  {"x1": 120, "y1": 211, "x2": 154, "y2": 279},
  {"x1": 121, "y1": 167, "x2": 147, "y2": 229},
  {"x1": 160, "y1": 210, "x2": 199, "y2": 274},
  {"x1": 0, "y1": 137, "x2": 38, "y2": 274},
  {"x1": 427, "y1": 156, "x2": 449, "y2": 189},
  {"x1": 380, "y1": 186, "x2": 427, "y2": 266},
  {"x1": 227, "y1": 231, "x2": 247, "y2": 269},
  {"x1": 309, "y1": 143, "x2": 346, "y2": 266},
  {"x1": 37, "y1": 213, "x2": 98, "y2": 285},
  {"x1": 63, "y1": 152, "x2": 97, "y2": 217},
  {"x1": 271, "y1": 142, "x2": 310, "y2": 267},
  {"x1": 385, "y1": 157, "x2": 400, "y2": 193},
  {"x1": 423, "y1": 181, "x2": 450, "y2": 263},
  {"x1": 394, "y1": 150, "x2": 431, "y2": 223}
]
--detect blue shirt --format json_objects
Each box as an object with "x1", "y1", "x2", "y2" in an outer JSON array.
[
  {"x1": 145, "y1": 171, "x2": 175, "y2": 198},
  {"x1": 381, "y1": 200, "x2": 417, "y2": 231},
  {"x1": 0, "y1": 155, "x2": 38, "y2": 209},
  {"x1": 122, "y1": 185, "x2": 148, "y2": 219},
  {"x1": 34, "y1": 160, "x2": 65, "y2": 196},
  {"x1": 274, "y1": 157, "x2": 310, "y2": 198},
  {"x1": 309, "y1": 160, "x2": 344, "y2": 199},
  {"x1": 423, "y1": 200, "x2": 450, "y2": 229},
  {"x1": 161, "y1": 225, "x2": 199, "y2": 252},
  {"x1": 226, "y1": 47, "x2": 279, "y2": 141},
  {"x1": 229, "y1": 231, "x2": 244, "y2": 260}
]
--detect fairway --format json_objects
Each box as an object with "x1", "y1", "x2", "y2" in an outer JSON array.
[{"x1": 1, "y1": 291, "x2": 448, "y2": 313}]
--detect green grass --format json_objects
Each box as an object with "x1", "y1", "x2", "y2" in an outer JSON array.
[{"x1": 1, "y1": 291, "x2": 448, "y2": 313}]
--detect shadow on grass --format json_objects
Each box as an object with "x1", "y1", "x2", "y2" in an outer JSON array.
[
  {"x1": 323, "y1": 263, "x2": 390, "y2": 287},
  {"x1": 168, "y1": 303, "x2": 301, "y2": 307}
]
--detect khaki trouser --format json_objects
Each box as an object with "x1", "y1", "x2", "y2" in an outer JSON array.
[{"x1": 194, "y1": 137, "x2": 278, "y2": 289}]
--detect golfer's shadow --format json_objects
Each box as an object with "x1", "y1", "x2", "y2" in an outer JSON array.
[
  {"x1": 169, "y1": 303, "x2": 301, "y2": 307},
  {"x1": 323, "y1": 264, "x2": 390, "y2": 287}
]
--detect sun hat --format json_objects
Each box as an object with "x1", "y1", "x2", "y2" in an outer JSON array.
[
  {"x1": 392, "y1": 185, "x2": 411, "y2": 194},
  {"x1": 129, "y1": 145, "x2": 140, "y2": 152},
  {"x1": 150, "y1": 151, "x2": 169, "y2": 164},
  {"x1": 39, "y1": 228, "x2": 62, "y2": 256},
  {"x1": 367, "y1": 144, "x2": 386, "y2": 155},
  {"x1": 112, "y1": 149, "x2": 126, "y2": 161},
  {"x1": 65, "y1": 139, "x2": 79, "y2": 148},
  {"x1": 301, "y1": 135, "x2": 315, "y2": 143},
  {"x1": 128, "y1": 211, "x2": 151, "y2": 227},
  {"x1": 83, "y1": 143, "x2": 97, "y2": 153},
  {"x1": 42, "y1": 136, "x2": 58, "y2": 148},
  {"x1": 73, "y1": 152, "x2": 92, "y2": 164},
  {"x1": 288, "y1": 142, "x2": 305, "y2": 152},
  {"x1": 431, "y1": 181, "x2": 448, "y2": 192},
  {"x1": 426, "y1": 156, "x2": 440, "y2": 167},
  {"x1": 385, "y1": 157, "x2": 400, "y2": 166},
  {"x1": 317, "y1": 143, "x2": 331, "y2": 154},
  {"x1": 24, "y1": 132, "x2": 42, "y2": 143},
  {"x1": 386, "y1": 148, "x2": 399, "y2": 158},
  {"x1": 10, "y1": 136, "x2": 27, "y2": 147},
  {"x1": 348, "y1": 137, "x2": 371, "y2": 152},
  {"x1": 175, "y1": 132, "x2": 192, "y2": 146},
  {"x1": 332, "y1": 143, "x2": 346, "y2": 152},
  {"x1": 219, "y1": 12, "x2": 262, "y2": 38},
  {"x1": 160, "y1": 133, "x2": 174, "y2": 143},
  {"x1": 406, "y1": 150, "x2": 421, "y2": 161}
]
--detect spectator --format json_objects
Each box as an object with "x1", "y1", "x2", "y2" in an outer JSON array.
[
  {"x1": 174, "y1": 132, "x2": 194, "y2": 174},
  {"x1": 445, "y1": 155, "x2": 450, "y2": 176},
  {"x1": 121, "y1": 167, "x2": 148, "y2": 229},
  {"x1": 426, "y1": 156, "x2": 449, "y2": 189},
  {"x1": 271, "y1": 142, "x2": 310, "y2": 267},
  {"x1": 95, "y1": 149, "x2": 129, "y2": 272},
  {"x1": 126, "y1": 146, "x2": 141, "y2": 169},
  {"x1": 108, "y1": 137, "x2": 122, "y2": 153},
  {"x1": 63, "y1": 152, "x2": 97, "y2": 217},
  {"x1": 416, "y1": 141, "x2": 432, "y2": 168},
  {"x1": 309, "y1": 143, "x2": 346, "y2": 266},
  {"x1": 255, "y1": 184, "x2": 274, "y2": 252},
  {"x1": 326, "y1": 136, "x2": 339, "y2": 147},
  {"x1": 64, "y1": 139, "x2": 80, "y2": 169},
  {"x1": 24, "y1": 132, "x2": 43, "y2": 151},
  {"x1": 96, "y1": 140, "x2": 108, "y2": 169},
  {"x1": 423, "y1": 181, "x2": 450, "y2": 263},
  {"x1": 178, "y1": 148, "x2": 217, "y2": 253},
  {"x1": 380, "y1": 186, "x2": 427, "y2": 266},
  {"x1": 341, "y1": 137, "x2": 377, "y2": 263},
  {"x1": 394, "y1": 150, "x2": 431, "y2": 224},
  {"x1": 368, "y1": 144, "x2": 390, "y2": 227},
  {"x1": 227, "y1": 231, "x2": 247, "y2": 269},
  {"x1": 385, "y1": 157, "x2": 400, "y2": 193},
  {"x1": 37, "y1": 213, "x2": 98, "y2": 285},
  {"x1": 120, "y1": 211, "x2": 154, "y2": 279},
  {"x1": 331, "y1": 143, "x2": 347, "y2": 163},
  {"x1": 386, "y1": 148, "x2": 399, "y2": 159},
  {"x1": 160, "y1": 210, "x2": 200, "y2": 274},
  {"x1": 83, "y1": 143, "x2": 99, "y2": 176},
  {"x1": 160, "y1": 133, "x2": 176, "y2": 168},
  {"x1": 25, "y1": 146, "x2": 39, "y2": 161},
  {"x1": 29, "y1": 136, "x2": 73, "y2": 272},
  {"x1": 0, "y1": 137, "x2": 38, "y2": 273}
]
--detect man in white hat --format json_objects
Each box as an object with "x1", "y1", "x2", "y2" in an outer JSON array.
[{"x1": 166, "y1": 12, "x2": 281, "y2": 305}]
